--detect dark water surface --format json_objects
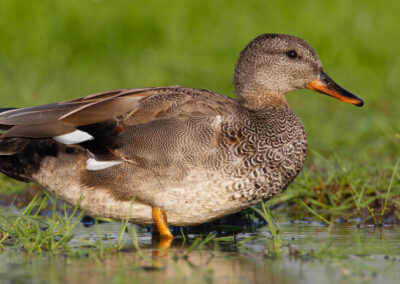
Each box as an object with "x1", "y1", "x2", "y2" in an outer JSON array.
[{"x1": 0, "y1": 219, "x2": 399, "y2": 284}]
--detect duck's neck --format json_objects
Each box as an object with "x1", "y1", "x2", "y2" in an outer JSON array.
[
  {"x1": 241, "y1": 92, "x2": 304, "y2": 141},
  {"x1": 239, "y1": 92, "x2": 289, "y2": 111}
]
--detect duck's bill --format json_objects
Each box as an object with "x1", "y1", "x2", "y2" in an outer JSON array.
[{"x1": 306, "y1": 71, "x2": 364, "y2": 107}]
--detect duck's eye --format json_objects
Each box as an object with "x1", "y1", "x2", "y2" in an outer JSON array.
[{"x1": 287, "y1": 50, "x2": 298, "y2": 59}]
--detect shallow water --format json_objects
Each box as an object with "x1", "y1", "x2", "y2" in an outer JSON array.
[{"x1": 0, "y1": 219, "x2": 399, "y2": 284}]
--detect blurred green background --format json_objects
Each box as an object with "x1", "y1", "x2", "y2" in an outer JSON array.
[{"x1": 0, "y1": 0, "x2": 399, "y2": 188}]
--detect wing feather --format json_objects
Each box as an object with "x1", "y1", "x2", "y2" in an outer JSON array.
[{"x1": 0, "y1": 87, "x2": 237, "y2": 164}]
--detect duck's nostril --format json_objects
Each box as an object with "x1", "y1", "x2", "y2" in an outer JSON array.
[{"x1": 320, "y1": 72, "x2": 331, "y2": 84}]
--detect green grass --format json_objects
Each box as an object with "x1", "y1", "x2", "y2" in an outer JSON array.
[
  {"x1": 0, "y1": 0, "x2": 399, "y2": 243},
  {"x1": 252, "y1": 201, "x2": 282, "y2": 257},
  {"x1": 0, "y1": 194, "x2": 84, "y2": 254}
]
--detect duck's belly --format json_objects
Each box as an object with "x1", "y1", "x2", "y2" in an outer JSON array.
[
  {"x1": 33, "y1": 158, "x2": 266, "y2": 226},
  {"x1": 34, "y1": 175, "x2": 253, "y2": 226},
  {"x1": 152, "y1": 175, "x2": 256, "y2": 226}
]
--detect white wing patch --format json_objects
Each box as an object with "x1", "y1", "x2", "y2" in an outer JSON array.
[
  {"x1": 53, "y1": 130, "x2": 94, "y2": 145},
  {"x1": 86, "y1": 157, "x2": 124, "y2": 171}
]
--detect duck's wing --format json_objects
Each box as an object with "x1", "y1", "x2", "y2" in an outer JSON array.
[
  {"x1": 0, "y1": 87, "x2": 237, "y2": 161},
  {"x1": 0, "y1": 88, "x2": 163, "y2": 138}
]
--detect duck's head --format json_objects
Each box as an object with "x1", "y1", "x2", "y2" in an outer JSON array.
[{"x1": 234, "y1": 34, "x2": 363, "y2": 109}]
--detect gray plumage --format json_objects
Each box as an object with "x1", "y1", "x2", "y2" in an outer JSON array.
[{"x1": 0, "y1": 34, "x2": 362, "y2": 226}]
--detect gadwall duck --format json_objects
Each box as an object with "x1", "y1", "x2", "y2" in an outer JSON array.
[{"x1": 0, "y1": 34, "x2": 363, "y2": 239}]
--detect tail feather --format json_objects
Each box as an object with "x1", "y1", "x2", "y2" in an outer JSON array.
[
  {"x1": 0, "y1": 108, "x2": 17, "y2": 114},
  {"x1": 0, "y1": 108, "x2": 18, "y2": 131},
  {"x1": 0, "y1": 138, "x2": 30, "y2": 155},
  {"x1": 0, "y1": 138, "x2": 60, "y2": 182}
]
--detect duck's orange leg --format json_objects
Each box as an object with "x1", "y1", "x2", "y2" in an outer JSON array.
[
  {"x1": 152, "y1": 207, "x2": 173, "y2": 239},
  {"x1": 152, "y1": 207, "x2": 173, "y2": 258}
]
